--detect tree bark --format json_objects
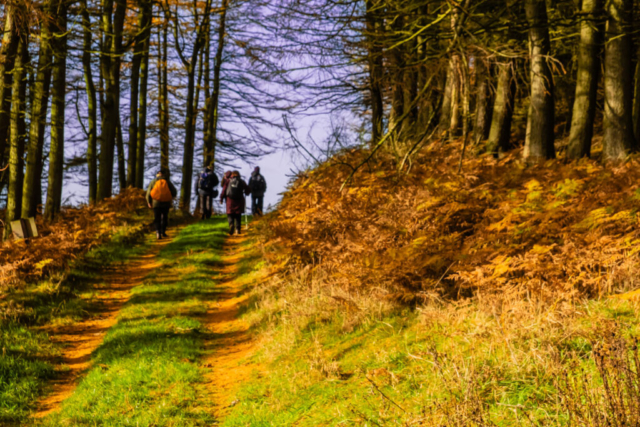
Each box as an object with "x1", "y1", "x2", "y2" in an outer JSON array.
[
  {"x1": 473, "y1": 58, "x2": 493, "y2": 145},
  {"x1": 97, "y1": 0, "x2": 126, "y2": 200},
  {"x1": 44, "y1": 0, "x2": 67, "y2": 221},
  {"x1": 5, "y1": 36, "x2": 27, "y2": 235},
  {"x1": 127, "y1": 5, "x2": 143, "y2": 188},
  {"x1": 172, "y1": 0, "x2": 212, "y2": 211},
  {"x1": 439, "y1": 58, "x2": 455, "y2": 137},
  {"x1": 486, "y1": 61, "x2": 516, "y2": 156},
  {"x1": 523, "y1": 0, "x2": 555, "y2": 161},
  {"x1": 159, "y1": 22, "x2": 169, "y2": 171},
  {"x1": 0, "y1": 4, "x2": 19, "y2": 172},
  {"x1": 207, "y1": 0, "x2": 229, "y2": 168},
  {"x1": 135, "y1": 0, "x2": 151, "y2": 188},
  {"x1": 568, "y1": 0, "x2": 603, "y2": 159},
  {"x1": 80, "y1": 0, "x2": 98, "y2": 204},
  {"x1": 23, "y1": 2, "x2": 53, "y2": 218},
  {"x1": 365, "y1": 0, "x2": 383, "y2": 146},
  {"x1": 116, "y1": 115, "x2": 126, "y2": 191},
  {"x1": 602, "y1": 0, "x2": 635, "y2": 159}
]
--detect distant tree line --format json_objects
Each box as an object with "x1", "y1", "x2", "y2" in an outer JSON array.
[{"x1": 266, "y1": 0, "x2": 640, "y2": 167}]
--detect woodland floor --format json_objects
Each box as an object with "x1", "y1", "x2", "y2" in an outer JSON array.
[{"x1": 1, "y1": 218, "x2": 264, "y2": 426}]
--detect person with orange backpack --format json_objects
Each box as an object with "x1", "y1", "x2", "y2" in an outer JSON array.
[{"x1": 146, "y1": 169, "x2": 177, "y2": 240}]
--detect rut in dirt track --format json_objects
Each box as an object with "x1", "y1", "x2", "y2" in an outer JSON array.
[{"x1": 33, "y1": 230, "x2": 177, "y2": 419}]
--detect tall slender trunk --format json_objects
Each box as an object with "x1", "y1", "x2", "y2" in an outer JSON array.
[
  {"x1": 135, "y1": 0, "x2": 151, "y2": 188},
  {"x1": 439, "y1": 58, "x2": 455, "y2": 136},
  {"x1": 0, "y1": 4, "x2": 19, "y2": 172},
  {"x1": 23, "y1": 2, "x2": 53, "y2": 217},
  {"x1": 127, "y1": 6, "x2": 143, "y2": 188},
  {"x1": 602, "y1": 0, "x2": 635, "y2": 159},
  {"x1": 116, "y1": 115, "x2": 126, "y2": 190},
  {"x1": 5, "y1": 36, "x2": 27, "y2": 236},
  {"x1": 568, "y1": 0, "x2": 603, "y2": 159},
  {"x1": 44, "y1": 0, "x2": 67, "y2": 221},
  {"x1": 486, "y1": 61, "x2": 516, "y2": 156},
  {"x1": 208, "y1": 0, "x2": 229, "y2": 167},
  {"x1": 203, "y1": 20, "x2": 212, "y2": 167},
  {"x1": 365, "y1": 0, "x2": 383, "y2": 145},
  {"x1": 523, "y1": 0, "x2": 555, "y2": 161},
  {"x1": 80, "y1": 0, "x2": 98, "y2": 203},
  {"x1": 174, "y1": 0, "x2": 212, "y2": 211},
  {"x1": 449, "y1": 54, "x2": 461, "y2": 140},
  {"x1": 388, "y1": 16, "x2": 404, "y2": 137},
  {"x1": 97, "y1": 0, "x2": 126, "y2": 200},
  {"x1": 473, "y1": 58, "x2": 493, "y2": 145},
  {"x1": 159, "y1": 23, "x2": 169, "y2": 171}
]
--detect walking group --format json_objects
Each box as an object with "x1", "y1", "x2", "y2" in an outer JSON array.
[{"x1": 145, "y1": 166, "x2": 267, "y2": 239}]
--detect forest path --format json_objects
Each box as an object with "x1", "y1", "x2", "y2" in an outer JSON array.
[
  {"x1": 201, "y1": 234, "x2": 262, "y2": 418},
  {"x1": 33, "y1": 228, "x2": 178, "y2": 419},
  {"x1": 31, "y1": 219, "x2": 263, "y2": 425}
]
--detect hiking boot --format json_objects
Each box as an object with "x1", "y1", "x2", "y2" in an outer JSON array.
[
  {"x1": 162, "y1": 231, "x2": 168, "y2": 238},
  {"x1": 156, "y1": 232, "x2": 162, "y2": 240}
]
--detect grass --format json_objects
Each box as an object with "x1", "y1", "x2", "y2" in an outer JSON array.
[
  {"x1": 221, "y1": 264, "x2": 640, "y2": 426},
  {"x1": 36, "y1": 219, "x2": 230, "y2": 426},
  {"x1": 0, "y1": 214, "x2": 154, "y2": 425}
]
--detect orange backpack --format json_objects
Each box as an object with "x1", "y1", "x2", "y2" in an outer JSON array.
[{"x1": 150, "y1": 179, "x2": 173, "y2": 202}]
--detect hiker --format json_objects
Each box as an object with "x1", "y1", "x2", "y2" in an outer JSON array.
[
  {"x1": 194, "y1": 167, "x2": 219, "y2": 220},
  {"x1": 220, "y1": 170, "x2": 251, "y2": 235},
  {"x1": 221, "y1": 170, "x2": 232, "y2": 188},
  {"x1": 146, "y1": 169, "x2": 177, "y2": 240},
  {"x1": 248, "y1": 166, "x2": 267, "y2": 216}
]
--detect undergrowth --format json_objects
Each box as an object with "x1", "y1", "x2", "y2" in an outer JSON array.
[
  {"x1": 0, "y1": 188, "x2": 151, "y2": 289},
  {"x1": 222, "y1": 143, "x2": 640, "y2": 425}
]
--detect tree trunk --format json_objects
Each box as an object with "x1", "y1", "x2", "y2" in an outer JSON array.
[
  {"x1": 127, "y1": 6, "x2": 143, "y2": 188},
  {"x1": 208, "y1": 0, "x2": 229, "y2": 168},
  {"x1": 523, "y1": 0, "x2": 555, "y2": 161},
  {"x1": 159, "y1": 22, "x2": 169, "y2": 171},
  {"x1": 97, "y1": 0, "x2": 126, "y2": 201},
  {"x1": 44, "y1": 0, "x2": 67, "y2": 221},
  {"x1": 0, "y1": 4, "x2": 19, "y2": 171},
  {"x1": 5, "y1": 36, "x2": 27, "y2": 236},
  {"x1": 486, "y1": 61, "x2": 516, "y2": 156},
  {"x1": 135, "y1": 0, "x2": 151, "y2": 188},
  {"x1": 116, "y1": 115, "x2": 126, "y2": 191},
  {"x1": 23, "y1": 1, "x2": 53, "y2": 218},
  {"x1": 388, "y1": 25, "x2": 404, "y2": 136},
  {"x1": 439, "y1": 59, "x2": 455, "y2": 137},
  {"x1": 568, "y1": 0, "x2": 603, "y2": 159},
  {"x1": 81, "y1": 0, "x2": 98, "y2": 204},
  {"x1": 179, "y1": 67, "x2": 198, "y2": 211},
  {"x1": 365, "y1": 0, "x2": 383, "y2": 146},
  {"x1": 449, "y1": 55, "x2": 461, "y2": 140},
  {"x1": 473, "y1": 58, "x2": 493, "y2": 145},
  {"x1": 602, "y1": 0, "x2": 635, "y2": 159}
]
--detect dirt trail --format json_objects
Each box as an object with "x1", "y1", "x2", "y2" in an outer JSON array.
[
  {"x1": 202, "y1": 235, "x2": 262, "y2": 418},
  {"x1": 33, "y1": 229, "x2": 177, "y2": 419}
]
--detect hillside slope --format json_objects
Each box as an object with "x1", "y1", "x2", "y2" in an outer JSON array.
[{"x1": 222, "y1": 143, "x2": 640, "y2": 426}]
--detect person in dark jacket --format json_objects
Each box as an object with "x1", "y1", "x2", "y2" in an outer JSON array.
[
  {"x1": 146, "y1": 169, "x2": 177, "y2": 240},
  {"x1": 248, "y1": 166, "x2": 267, "y2": 216},
  {"x1": 194, "y1": 167, "x2": 219, "y2": 220},
  {"x1": 220, "y1": 170, "x2": 251, "y2": 235}
]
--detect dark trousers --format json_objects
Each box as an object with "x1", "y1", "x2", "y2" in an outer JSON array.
[
  {"x1": 154, "y1": 206, "x2": 170, "y2": 234},
  {"x1": 251, "y1": 195, "x2": 264, "y2": 215},
  {"x1": 199, "y1": 192, "x2": 213, "y2": 219},
  {"x1": 227, "y1": 214, "x2": 242, "y2": 234}
]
